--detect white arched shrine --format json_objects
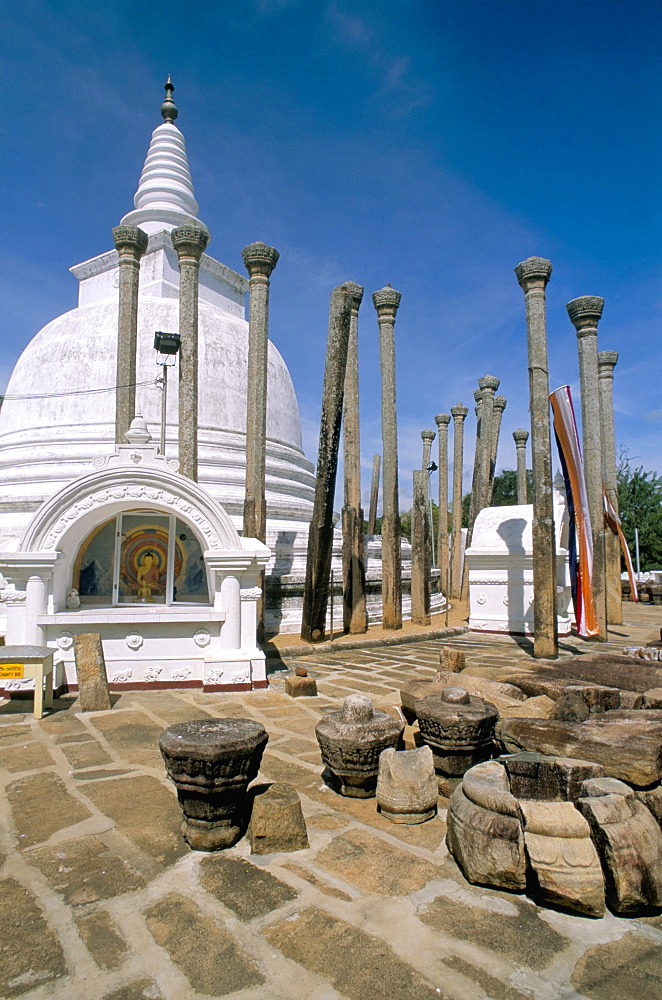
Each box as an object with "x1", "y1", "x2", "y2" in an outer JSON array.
[{"x1": 0, "y1": 419, "x2": 270, "y2": 692}]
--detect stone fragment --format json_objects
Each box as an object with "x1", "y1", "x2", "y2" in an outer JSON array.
[
  {"x1": 439, "y1": 646, "x2": 466, "y2": 672},
  {"x1": 247, "y1": 781, "x2": 309, "y2": 853},
  {"x1": 496, "y1": 713, "x2": 662, "y2": 787},
  {"x1": 577, "y1": 782, "x2": 662, "y2": 914},
  {"x1": 75, "y1": 910, "x2": 128, "y2": 970},
  {"x1": 402, "y1": 669, "x2": 525, "y2": 723},
  {"x1": 519, "y1": 799, "x2": 605, "y2": 917},
  {"x1": 72, "y1": 632, "x2": 112, "y2": 712},
  {"x1": 446, "y1": 760, "x2": 527, "y2": 892},
  {"x1": 0, "y1": 877, "x2": 67, "y2": 997},
  {"x1": 159, "y1": 718, "x2": 268, "y2": 850},
  {"x1": 636, "y1": 785, "x2": 662, "y2": 830},
  {"x1": 501, "y1": 751, "x2": 604, "y2": 802},
  {"x1": 617, "y1": 689, "x2": 644, "y2": 709},
  {"x1": 563, "y1": 683, "x2": 621, "y2": 713},
  {"x1": 506, "y1": 652, "x2": 662, "y2": 695},
  {"x1": 285, "y1": 668, "x2": 318, "y2": 697},
  {"x1": 199, "y1": 854, "x2": 298, "y2": 918},
  {"x1": 643, "y1": 687, "x2": 662, "y2": 708},
  {"x1": 7, "y1": 771, "x2": 91, "y2": 848},
  {"x1": 376, "y1": 745, "x2": 438, "y2": 824},
  {"x1": 144, "y1": 893, "x2": 264, "y2": 994},
  {"x1": 314, "y1": 694, "x2": 403, "y2": 797},
  {"x1": 550, "y1": 692, "x2": 590, "y2": 722},
  {"x1": 264, "y1": 906, "x2": 444, "y2": 1000},
  {"x1": 416, "y1": 688, "x2": 498, "y2": 795},
  {"x1": 571, "y1": 932, "x2": 662, "y2": 1000},
  {"x1": 515, "y1": 695, "x2": 555, "y2": 717}
]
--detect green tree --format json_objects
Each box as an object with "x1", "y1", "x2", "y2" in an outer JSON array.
[{"x1": 617, "y1": 456, "x2": 662, "y2": 570}]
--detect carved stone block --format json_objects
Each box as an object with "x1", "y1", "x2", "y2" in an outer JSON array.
[
  {"x1": 248, "y1": 782, "x2": 309, "y2": 854},
  {"x1": 376, "y1": 746, "x2": 438, "y2": 824},
  {"x1": 72, "y1": 633, "x2": 112, "y2": 712},
  {"x1": 501, "y1": 751, "x2": 603, "y2": 802}
]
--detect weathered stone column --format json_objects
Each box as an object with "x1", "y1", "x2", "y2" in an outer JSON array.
[
  {"x1": 513, "y1": 429, "x2": 529, "y2": 504},
  {"x1": 476, "y1": 375, "x2": 500, "y2": 514},
  {"x1": 301, "y1": 284, "x2": 353, "y2": 642},
  {"x1": 421, "y1": 429, "x2": 436, "y2": 472},
  {"x1": 435, "y1": 413, "x2": 451, "y2": 590},
  {"x1": 367, "y1": 454, "x2": 381, "y2": 535},
  {"x1": 515, "y1": 257, "x2": 557, "y2": 658},
  {"x1": 373, "y1": 285, "x2": 402, "y2": 630},
  {"x1": 411, "y1": 469, "x2": 431, "y2": 625},
  {"x1": 598, "y1": 350, "x2": 622, "y2": 624},
  {"x1": 567, "y1": 296, "x2": 607, "y2": 640},
  {"x1": 172, "y1": 223, "x2": 210, "y2": 482},
  {"x1": 342, "y1": 282, "x2": 368, "y2": 634},
  {"x1": 112, "y1": 225, "x2": 148, "y2": 443},
  {"x1": 468, "y1": 388, "x2": 483, "y2": 529},
  {"x1": 450, "y1": 404, "x2": 468, "y2": 599},
  {"x1": 487, "y1": 394, "x2": 507, "y2": 504},
  {"x1": 241, "y1": 241, "x2": 279, "y2": 544}
]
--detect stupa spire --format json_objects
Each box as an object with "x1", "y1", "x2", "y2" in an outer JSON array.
[{"x1": 120, "y1": 78, "x2": 204, "y2": 236}]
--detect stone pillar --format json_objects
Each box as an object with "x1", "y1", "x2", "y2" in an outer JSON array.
[
  {"x1": 342, "y1": 282, "x2": 368, "y2": 634},
  {"x1": 411, "y1": 469, "x2": 431, "y2": 625},
  {"x1": 435, "y1": 413, "x2": 451, "y2": 591},
  {"x1": 515, "y1": 257, "x2": 557, "y2": 659},
  {"x1": 513, "y1": 429, "x2": 529, "y2": 504},
  {"x1": 487, "y1": 394, "x2": 507, "y2": 504},
  {"x1": 450, "y1": 404, "x2": 468, "y2": 599},
  {"x1": 598, "y1": 350, "x2": 622, "y2": 625},
  {"x1": 421, "y1": 429, "x2": 436, "y2": 473},
  {"x1": 468, "y1": 388, "x2": 483, "y2": 529},
  {"x1": 301, "y1": 284, "x2": 353, "y2": 642},
  {"x1": 567, "y1": 296, "x2": 608, "y2": 640},
  {"x1": 171, "y1": 223, "x2": 210, "y2": 482},
  {"x1": 373, "y1": 285, "x2": 402, "y2": 630},
  {"x1": 367, "y1": 454, "x2": 381, "y2": 535},
  {"x1": 476, "y1": 375, "x2": 500, "y2": 515},
  {"x1": 112, "y1": 225, "x2": 148, "y2": 444},
  {"x1": 241, "y1": 241, "x2": 279, "y2": 543}
]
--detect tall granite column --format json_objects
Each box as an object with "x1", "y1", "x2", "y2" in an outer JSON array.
[
  {"x1": 342, "y1": 281, "x2": 368, "y2": 634},
  {"x1": 373, "y1": 285, "x2": 402, "y2": 630},
  {"x1": 476, "y1": 375, "x2": 500, "y2": 514},
  {"x1": 515, "y1": 257, "x2": 557, "y2": 659},
  {"x1": 241, "y1": 241, "x2": 279, "y2": 543},
  {"x1": 435, "y1": 413, "x2": 451, "y2": 591},
  {"x1": 411, "y1": 469, "x2": 431, "y2": 625},
  {"x1": 598, "y1": 350, "x2": 622, "y2": 624},
  {"x1": 487, "y1": 394, "x2": 507, "y2": 504},
  {"x1": 367, "y1": 454, "x2": 381, "y2": 535},
  {"x1": 450, "y1": 404, "x2": 468, "y2": 599},
  {"x1": 468, "y1": 388, "x2": 483, "y2": 530},
  {"x1": 301, "y1": 284, "x2": 353, "y2": 642},
  {"x1": 172, "y1": 223, "x2": 210, "y2": 481},
  {"x1": 112, "y1": 225, "x2": 148, "y2": 443},
  {"x1": 421, "y1": 429, "x2": 436, "y2": 472},
  {"x1": 567, "y1": 296, "x2": 608, "y2": 640},
  {"x1": 513, "y1": 429, "x2": 529, "y2": 504}
]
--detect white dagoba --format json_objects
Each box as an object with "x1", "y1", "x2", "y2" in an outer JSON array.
[{"x1": 0, "y1": 81, "x2": 316, "y2": 637}]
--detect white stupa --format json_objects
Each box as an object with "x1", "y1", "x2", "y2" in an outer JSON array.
[{"x1": 0, "y1": 80, "x2": 315, "y2": 635}]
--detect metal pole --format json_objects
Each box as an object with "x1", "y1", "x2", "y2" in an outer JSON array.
[
  {"x1": 635, "y1": 527, "x2": 641, "y2": 576},
  {"x1": 429, "y1": 493, "x2": 436, "y2": 568},
  {"x1": 330, "y1": 569, "x2": 334, "y2": 641},
  {"x1": 159, "y1": 362, "x2": 168, "y2": 455}
]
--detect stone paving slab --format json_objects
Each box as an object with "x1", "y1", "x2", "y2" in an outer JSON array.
[{"x1": 0, "y1": 603, "x2": 660, "y2": 999}]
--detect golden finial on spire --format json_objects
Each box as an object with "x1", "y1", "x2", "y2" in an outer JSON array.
[{"x1": 161, "y1": 76, "x2": 178, "y2": 123}]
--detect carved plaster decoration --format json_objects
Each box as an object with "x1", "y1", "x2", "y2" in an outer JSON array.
[
  {"x1": 193, "y1": 629, "x2": 211, "y2": 647},
  {"x1": 240, "y1": 587, "x2": 262, "y2": 601},
  {"x1": 130, "y1": 451, "x2": 143, "y2": 464},
  {"x1": 144, "y1": 666, "x2": 162, "y2": 682},
  {"x1": 476, "y1": 593, "x2": 487, "y2": 605},
  {"x1": 0, "y1": 588, "x2": 26, "y2": 604},
  {"x1": 205, "y1": 668, "x2": 223, "y2": 684},
  {"x1": 172, "y1": 667, "x2": 192, "y2": 681},
  {"x1": 56, "y1": 631, "x2": 74, "y2": 650},
  {"x1": 126, "y1": 633, "x2": 144, "y2": 650},
  {"x1": 66, "y1": 589, "x2": 81, "y2": 609},
  {"x1": 42, "y1": 486, "x2": 223, "y2": 550},
  {"x1": 503, "y1": 596, "x2": 509, "y2": 606},
  {"x1": 4, "y1": 678, "x2": 35, "y2": 691},
  {"x1": 112, "y1": 669, "x2": 133, "y2": 683},
  {"x1": 231, "y1": 667, "x2": 250, "y2": 684}
]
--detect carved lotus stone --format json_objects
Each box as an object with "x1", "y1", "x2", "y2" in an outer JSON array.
[
  {"x1": 159, "y1": 718, "x2": 268, "y2": 850},
  {"x1": 415, "y1": 687, "x2": 498, "y2": 794},
  {"x1": 315, "y1": 694, "x2": 404, "y2": 797}
]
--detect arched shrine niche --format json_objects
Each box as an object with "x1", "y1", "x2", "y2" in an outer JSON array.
[{"x1": 75, "y1": 509, "x2": 209, "y2": 606}]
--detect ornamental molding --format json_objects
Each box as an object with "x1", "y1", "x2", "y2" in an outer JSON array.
[
  {"x1": 56, "y1": 631, "x2": 74, "y2": 650},
  {"x1": 240, "y1": 587, "x2": 262, "y2": 601},
  {"x1": 0, "y1": 588, "x2": 27, "y2": 604},
  {"x1": 125, "y1": 633, "x2": 144, "y2": 651},
  {"x1": 193, "y1": 629, "x2": 211, "y2": 648}
]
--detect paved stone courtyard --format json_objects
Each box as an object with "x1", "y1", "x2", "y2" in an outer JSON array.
[{"x1": 1, "y1": 603, "x2": 661, "y2": 1000}]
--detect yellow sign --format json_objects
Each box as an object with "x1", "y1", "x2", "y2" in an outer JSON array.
[{"x1": 0, "y1": 663, "x2": 24, "y2": 679}]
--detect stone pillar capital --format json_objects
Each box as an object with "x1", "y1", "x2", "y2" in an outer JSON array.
[
  {"x1": 172, "y1": 223, "x2": 210, "y2": 262},
  {"x1": 514, "y1": 256, "x2": 553, "y2": 291},
  {"x1": 473, "y1": 389, "x2": 482, "y2": 404},
  {"x1": 451, "y1": 404, "x2": 468, "y2": 421},
  {"x1": 435, "y1": 413, "x2": 451, "y2": 429},
  {"x1": 421, "y1": 428, "x2": 436, "y2": 444},
  {"x1": 478, "y1": 374, "x2": 500, "y2": 395},
  {"x1": 513, "y1": 428, "x2": 529, "y2": 445},
  {"x1": 598, "y1": 350, "x2": 619, "y2": 378},
  {"x1": 493, "y1": 395, "x2": 507, "y2": 414},
  {"x1": 112, "y1": 225, "x2": 149, "y2": 258},
  {"x1": 241, "y1": 241, "x2": 280, "y2": 279},
  {"x1": 342, "y1": 280, "x2": 364, "y2": 310},
  {"x1": 566, "y1": 296, "x2": 604, "y2": 335},
  {"x1": 372, "y1": 285, "x2": 402, "y2": 320}
]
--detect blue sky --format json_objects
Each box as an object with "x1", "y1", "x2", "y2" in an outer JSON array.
[{"x1": 1, "y1": 0, "x2": 660, "y2": 510}]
